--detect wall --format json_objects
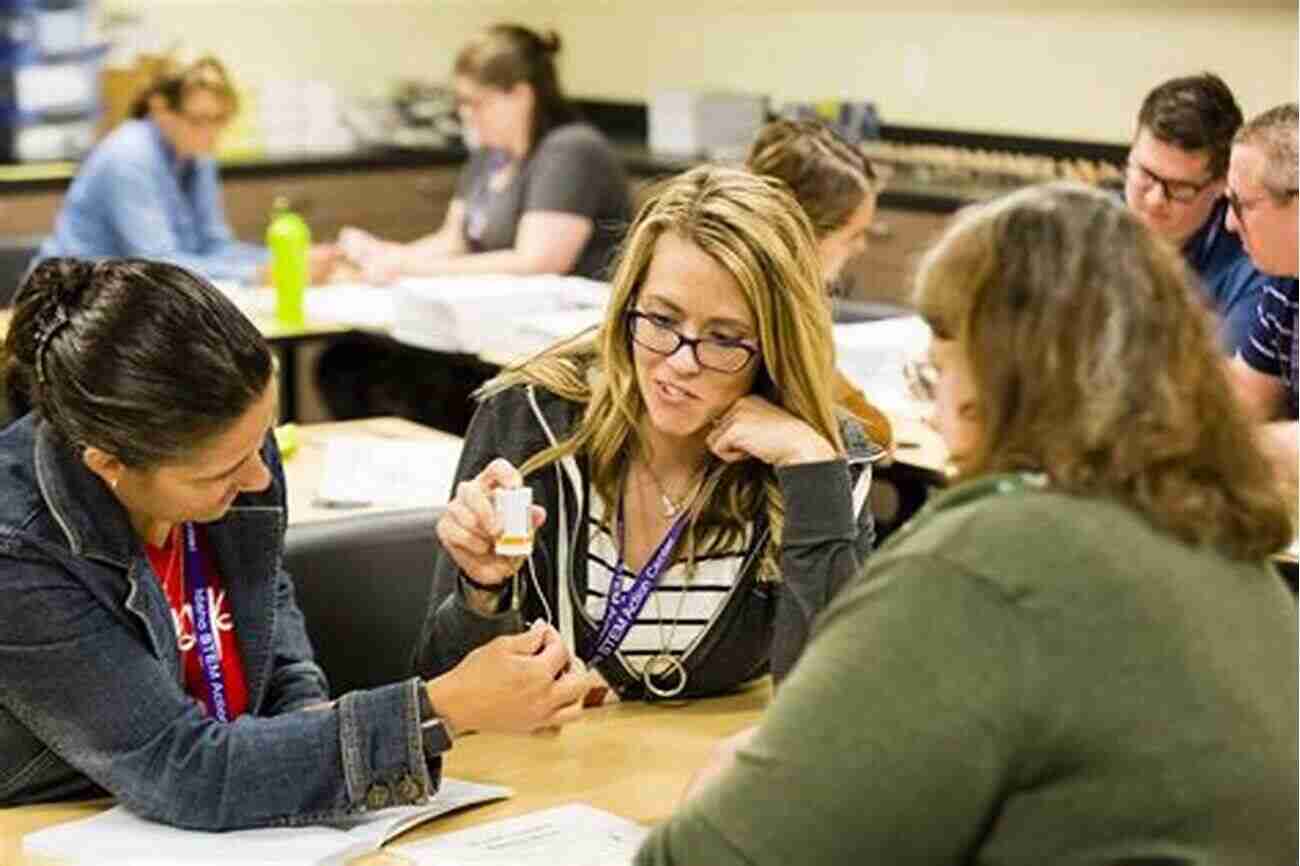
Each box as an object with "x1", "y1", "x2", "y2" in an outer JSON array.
[{"x1": 107, "y1": 0, "x2": 1299, "y2": 143}]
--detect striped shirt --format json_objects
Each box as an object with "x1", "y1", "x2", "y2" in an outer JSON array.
[
  {"x1": 1241, "y1": 278, "x2": 1299, "y2": 417},
  {"x1": 584, "y1": 494, "x2": 751, "y2": 676}
]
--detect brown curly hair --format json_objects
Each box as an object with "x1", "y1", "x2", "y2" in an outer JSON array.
[{"x1": 915, "y1": 182, "x2": 1293, "y2": 560}]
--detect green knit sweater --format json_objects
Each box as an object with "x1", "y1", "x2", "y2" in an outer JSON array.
[{"x1": 636, "y1": 473, "x2": 1297, "y2": 865}]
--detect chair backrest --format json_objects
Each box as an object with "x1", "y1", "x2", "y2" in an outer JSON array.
[
  {"x1": 0, "y1": 235, "x2": 45, "y2": 308},
  {"x1": 282, "y1": 508, "x2": 440, "y2": 697}
]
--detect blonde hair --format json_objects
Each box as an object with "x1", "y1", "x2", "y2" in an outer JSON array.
[
  {"x1": 485, "y1": 165, "x2": 843, "y2": 573},
  {"x1": 130, "y1": 56, "x2": 238, "y2": 119},
  {"x1": 915, "y1": 181, "x2": 1293, "y2": 560}
]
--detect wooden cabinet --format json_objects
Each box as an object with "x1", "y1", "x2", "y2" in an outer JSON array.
[
  {"x1": 0, "y1": 161, "x2": 461, "y2": 245},
  {"x1": 838, "y1": 206, "x2": 952, "y2": 308},
  {"x1": 223, "y1": 165, "x2": 458, "y2": 244}
]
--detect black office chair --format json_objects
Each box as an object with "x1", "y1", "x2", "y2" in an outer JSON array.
[
  {"x1": 0, "y1": 235, "x2": 44, "y2": 308},
  {"x1": 283, "y1": 508, "x2": 440, "y2": 697}
]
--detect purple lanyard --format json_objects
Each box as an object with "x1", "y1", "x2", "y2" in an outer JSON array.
[
  {"x1": 182, "y1": 523, "x2": 231, "y2": 723},
  {"x1": 586, "y1": 496, "x2": 690, "y2": 668}
]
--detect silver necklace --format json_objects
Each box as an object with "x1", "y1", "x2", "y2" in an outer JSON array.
[{"x1": 639, "y1": 458, "x2": 699, "y2": 519}]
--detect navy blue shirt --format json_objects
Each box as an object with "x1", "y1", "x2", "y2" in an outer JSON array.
[
  {"x1": 1182, "y1": 198, "x2": 1270, "y2": 355},
  {"x1": 1240, "y1": 278, "x2": 1299, "y2": 418}
]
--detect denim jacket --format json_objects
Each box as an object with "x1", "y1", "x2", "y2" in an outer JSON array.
[
  {"x1": 0, "y1": 416, "x2": 436, "y2": 829},
  {"x1": 37, "y1": 119, "x2": 268, "y2": 284}
]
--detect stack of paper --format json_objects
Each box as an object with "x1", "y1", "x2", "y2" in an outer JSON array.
[
  {"x1": 478, "y1": 307, "x2": 606, "y2": 363},
  {"x1": 23, "y1": 778, "x2": 512, "y2": 866},
  {"x1": 393, "y1": 802, "x2": 649, "y2": 866},
  {"x1": 390, "y1": 275, "x2": 608, "y2": 354},
  {"x1": 218, "y1": 282, "x2": 396, "y2": 331},
  {"x1": 833, "y1": 315, "x2": 932, "y2": 417},
  {"x1": 316, "y1": 435, "x2": 464, "y2": 509}
]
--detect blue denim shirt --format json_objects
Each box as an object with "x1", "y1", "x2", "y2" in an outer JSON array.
[
  {"x1": 0, "y1": 416, "x2": 438, "y2": 829},
  {"x1": 1183, "y1": 198, "x2": 1270, "y2": 355},
  {"x1": 37, "y1": 120, "x2": 268, "y2": 284}
]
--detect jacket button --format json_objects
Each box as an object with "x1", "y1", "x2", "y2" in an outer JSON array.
[
  {"x1": 366, "y1": 783, "x2": 392, "y2": 810},
  {"x1": 397, "y1": 775, "x2": 422, "y2": 803}
]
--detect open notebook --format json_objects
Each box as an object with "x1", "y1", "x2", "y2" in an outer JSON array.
[{"x1": 22, "y1": 777, "x2": 510, "y2": 866}]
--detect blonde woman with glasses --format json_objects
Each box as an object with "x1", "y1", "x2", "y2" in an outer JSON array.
[{"x1": 411, "y1": 166, "x2": 881, "y2": 702}]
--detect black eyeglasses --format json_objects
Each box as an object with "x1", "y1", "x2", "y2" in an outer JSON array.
[
  {"x1": 1227, "y1": 187, "x2": 1299, "y2": 224},
  {"x1": 627, "y1": 310, "x2": 759, "y2": 374},
  {"x1": 1125, "y1": 160, "x2": 1215, "y2": 204}
]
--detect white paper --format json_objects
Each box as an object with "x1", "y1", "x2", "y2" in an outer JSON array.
[
  {"x1": 316, "y1": 435, "x2": 463, "y2": 508},
  {"x1": 22, "y1": 778, "x2": 512, "y2": 866},
  {"x1": 220, "y1": 283, "x2": 396, "y2": 330},
  {"x1": 833, "y1": 315, "x2": 932, "y2": 417},
  {"x1": 392, "y1": 802, "x2": 649, "y2": 866},
  {"x1": 390, "y1": 275, "x2": 608, "y2": 354}
]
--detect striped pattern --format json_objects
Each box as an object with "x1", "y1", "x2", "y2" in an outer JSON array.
[
  {"x1": 1244, "y1": 280, "x2": 1299, "y2": 416},
  {"x1": 585, "y1": 496, "x2": 749, "y2": 672}
]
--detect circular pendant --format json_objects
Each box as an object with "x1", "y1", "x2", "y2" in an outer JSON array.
[{"x1": 643, "y1": 653, "x2": 688, "y2": 699}]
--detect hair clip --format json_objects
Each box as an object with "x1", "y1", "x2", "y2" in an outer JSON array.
[{"x1": 34, "y1": 306, "x2": 72, "y2": 387}]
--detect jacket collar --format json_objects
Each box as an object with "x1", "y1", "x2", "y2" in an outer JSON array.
[{"x1": 33, "y1": 420, "x2": 138, "y2": 568}]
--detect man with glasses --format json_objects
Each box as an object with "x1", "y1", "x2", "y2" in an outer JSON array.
[
  {"x1": 1226, "y1": 103, "x2": 1298, "y2": 488},
  {"x1": 1124, "y1": 73, "x2": 1267, "y2": 353}
]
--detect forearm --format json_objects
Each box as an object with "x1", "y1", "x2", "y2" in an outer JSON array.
[
  {"x1": 399, "y1": 246, "x2": 560, "y2": 278},
  {"x1": 770, "y1": 459, "x2": 867, "y2": 681}
]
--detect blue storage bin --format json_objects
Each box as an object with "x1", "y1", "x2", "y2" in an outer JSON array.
[
  {"x1": 0, "y1": 41, "x2": 107, "y2": 115},
  {"x1": 0, "y1": 104, "x2": 97, "y2": 161}
]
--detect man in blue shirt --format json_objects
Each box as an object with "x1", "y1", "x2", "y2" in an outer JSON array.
[
  {"x1": 1125, "y1": 73, "x2": 1268, "y2": 354},
  {"x1": 1225, "y1": 104, "x2": 1298, "y2": 489},
  {"x1": 38, "y1": 57, "x2": 333, "y2": 285}
]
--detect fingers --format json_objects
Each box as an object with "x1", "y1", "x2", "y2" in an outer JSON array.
[
  {"x1": 534, "y1": 630, "x2": 573, "y2": 680},
  {"x1": 456, "y1": 478, "x2": 499, "y2": 536},
  {"x1": 477, "y1": 458, "x2": 524, "y2": 492},
  {"x1": 498, "y1": 621, "x2": 547, "y2": 655},
  {"x1": 439, "y1": 501, "x2": 492, "y2": 555},
  {"x1": 529, "y1": 504, "x2": 547, "y2": 529}
]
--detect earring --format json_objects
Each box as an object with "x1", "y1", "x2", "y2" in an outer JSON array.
[{"x1": 110, "y1": 477, "x2": 120, "y2": 492}]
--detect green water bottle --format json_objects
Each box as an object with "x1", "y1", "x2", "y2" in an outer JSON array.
[{"x1": 266, "y1": 197, "x2": 310, "y2": 327}]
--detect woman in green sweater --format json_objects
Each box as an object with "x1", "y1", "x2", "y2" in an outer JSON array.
[{"x1": 635, "y1": 182, "x2": 1297, "y2": 866}]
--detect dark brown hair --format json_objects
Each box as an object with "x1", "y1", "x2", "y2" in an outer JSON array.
[
  {"x1": 1, "y1": 259, "x2": 273, "y2": 467},
  {"x1": 746, "y1": 119, "x2": 877, "y2": 237},
  {"x1": 129, "y1": 55, "x2": 238, "y2": 120},
  {"x1": 454, "y1": 24, "x2": 577, "y2": 154},
  {"x1": 1136, "y1": 72, "x2": 1242, "y2": 179},
  {"x1": 915, "y1": 182, "x2": 1293, "y2": 561}
]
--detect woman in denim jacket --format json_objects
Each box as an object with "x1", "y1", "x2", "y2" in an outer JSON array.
[{"x1": 0, "y1": 259, "x2": 587, "y2": 829}]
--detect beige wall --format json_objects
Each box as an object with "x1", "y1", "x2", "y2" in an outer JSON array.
[{"x1": 110, "y1": 0, "x2": 1299, "y2": 143}]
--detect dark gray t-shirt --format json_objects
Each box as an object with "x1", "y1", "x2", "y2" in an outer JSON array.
[{"x1": 456, "y1": 122, "x2": 631, "y2": 280}]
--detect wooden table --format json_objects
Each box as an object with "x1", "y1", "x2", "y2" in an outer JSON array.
[
  {"x1": 282, "y1": 416, "x2": 461, "y2": 526},
  {"x1": 2, "y1": 682, "x2": 770, "y2": 865}
]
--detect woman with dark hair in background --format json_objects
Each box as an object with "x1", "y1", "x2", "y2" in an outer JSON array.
[
  {"x1": 635, "y1": 183, "x2": 1296, "y2": 865},
  {"x1": 0, "y1": 259, "x2": 586, "y2": 829},
  {"x1": 37, "y1": 57, "x2": 334, "y2": 284},
  {"x1": 339, "y1": 24, "x2": 630, "y2": 282},
  {"x1": 319, "y1": 23, "x2": 632, "y2": 434}
]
